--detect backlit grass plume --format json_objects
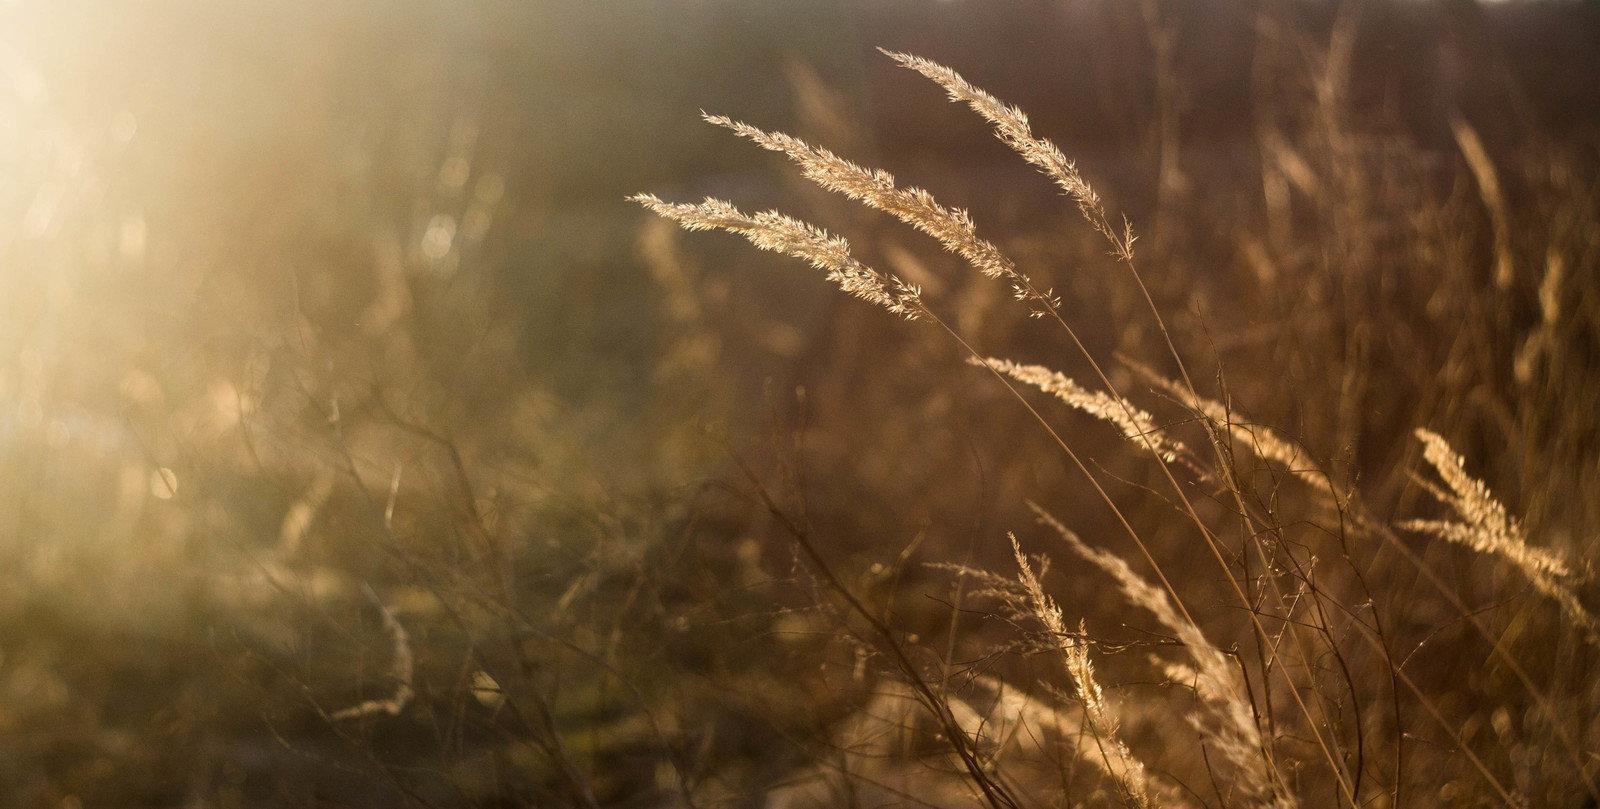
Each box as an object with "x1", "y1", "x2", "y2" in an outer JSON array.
[
  {"x1": 629, "y1": 194, "x2": 925, "y2": 319},
  {"x1": 1400, "y1": 428, "x2": 1598, "y2": 645},
  {"x1": 1009, "y1": 534, "x2": 1156, "y2": 809},
  {"x1": 703, "y1": 114, "x2": 1055, "y2": 311},
  {"x1": 879, "y1": 48, "x2": 1134, "y2": 262},
  {"x1": 975, "y1": 356, "x2": 1182, "y2": 463}
]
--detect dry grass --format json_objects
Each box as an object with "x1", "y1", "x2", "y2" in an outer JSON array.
[
  {"x1": 637, "y1": 43, "x2": 1600, "y2": 809},
  {"x1": 5, "y1": 3, "x2": 1598, "y2": 807}
]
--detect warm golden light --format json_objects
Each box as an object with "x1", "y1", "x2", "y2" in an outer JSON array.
[{"x1": 3, "y1": 2, "x2": 1598, "y2": 806}]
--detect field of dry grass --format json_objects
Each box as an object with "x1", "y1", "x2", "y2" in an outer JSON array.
[{"x1": 2, "y1": 1, "x2": 1598, "y2": 807}]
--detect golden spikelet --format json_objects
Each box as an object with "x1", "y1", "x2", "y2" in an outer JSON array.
[
  {"x1": 1009, "y1": 534, "x2": 1155, "y2": 809},
  {"x1": 705, "y1": 115, "x2": 1024, "y2": 287},
  {"x1": 976, "y1": 356, "x2": 1181, "y2": 462},
  {"x1": 629, "y1": 194, "x2": 925, "y2": 319},
  {"x1": 1400, "y1": 429, "x2": 1598, "y2": 645},
  {"x1": 881, "y1": 49, "x2": 1134, "y2": 261}
]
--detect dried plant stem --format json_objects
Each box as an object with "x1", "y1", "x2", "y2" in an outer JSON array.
[
  {"x1": 1010, "y1": 535, "x2": 1154, "y2": 809},
  {"x1": 331, "y1": 585, "x2": 415, "y2": 721},
  {"x1": 726, "y1": 444, "x2": 1025, "y2": 809},
  {"x1": 1031, "y1": 505, "x2": 1297, "y2": 809}
]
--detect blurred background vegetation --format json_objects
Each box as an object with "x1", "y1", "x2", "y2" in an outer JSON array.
[{"x1": 1, "y1": 1, "x2": 1597, "y2": 806}]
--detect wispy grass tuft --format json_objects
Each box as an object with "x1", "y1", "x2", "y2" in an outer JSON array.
[
  {"x1": 1031, "y1": 504, "x2": 1297, "y2": 809},
  {"x1": 1400, "y1": 428, "x2": 1598, "y2": 646},
  {"x1": 635, "y1": 41, "x2": 1600, "y2": 809},
  {"x1": 1008, "y1": 533, "x2": 1156, "y2": 809},
  {"x1": 629, "y1": 193, "x2": 925, "y2": 319}
]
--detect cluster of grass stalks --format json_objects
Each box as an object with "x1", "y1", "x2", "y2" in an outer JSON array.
[
  {"x1": 6, "y1": 3, "x2": 1598, "y2": 807},
  {"x1": 635, "y1": 41, "x2": 1600, "y2": 809}
]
